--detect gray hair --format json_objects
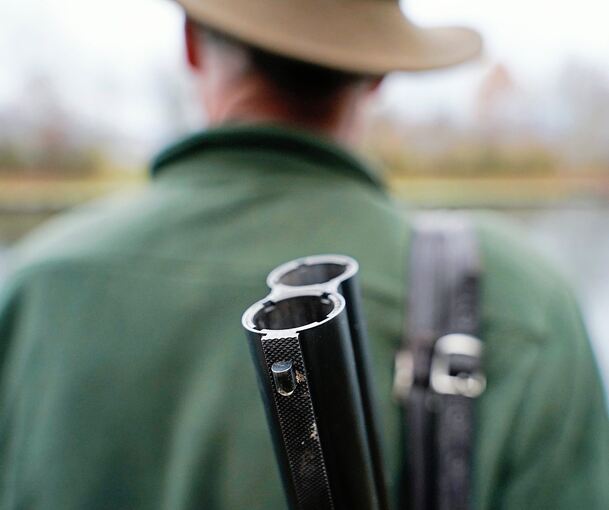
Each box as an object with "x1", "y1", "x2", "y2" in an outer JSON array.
[{"x1": 192, "y1": 20, "x2": 369, "y2": 100}]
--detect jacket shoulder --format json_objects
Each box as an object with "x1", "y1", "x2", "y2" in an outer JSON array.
[
  {"x1": 472, "y1": 212, "x2": 581, "y2": 344},
  {"x1": 6, "y1": 187, "x2": 169, "y2": 278}
]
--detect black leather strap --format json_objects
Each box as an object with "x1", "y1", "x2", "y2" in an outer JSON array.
[
  {"x1": 435, "y1": 394, "x2": 475, "y2": 510},
  {"x1": 395, "y1": 214, "x2": 484, "y2": 510}
]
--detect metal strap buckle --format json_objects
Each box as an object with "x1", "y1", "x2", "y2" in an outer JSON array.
[
  {"x1": 393, "y1": 349, "x2": 414, "y2": 401},
  {"x1": 430, "y1": 334, "x2": 486, "y2": 398}
]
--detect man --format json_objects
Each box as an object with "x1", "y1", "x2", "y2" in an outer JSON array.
[{"x1": 0, "y1": 0, "x2": 607, "y2": 509}]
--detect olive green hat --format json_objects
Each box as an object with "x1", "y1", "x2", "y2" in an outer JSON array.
[{"x1": 176, "y1": 0, "x2": 482, "y2": 75}]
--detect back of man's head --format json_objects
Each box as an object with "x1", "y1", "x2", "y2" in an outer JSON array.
[
  {"x1": 201, "y1": 23, "x2": 366, "y2": 99},
  {"x1": 185, "y1": 19, "x2": 377, "y2": 138}
]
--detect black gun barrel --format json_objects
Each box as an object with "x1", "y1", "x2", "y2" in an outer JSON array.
[
  {"x1": 242, "y1": 289, "x2": 379, "y2": 510},
  {"x1": 267, "y1": 255, "x2": 389, "y2": 510}
]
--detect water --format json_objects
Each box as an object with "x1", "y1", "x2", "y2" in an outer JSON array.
[{"x1": 0, "y1": 245, "x2": 7, "y2": 282}]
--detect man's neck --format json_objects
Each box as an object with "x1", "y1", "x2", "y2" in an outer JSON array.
[{"x1": 204, "y1": 77, "x2": 360, "y2": 146}]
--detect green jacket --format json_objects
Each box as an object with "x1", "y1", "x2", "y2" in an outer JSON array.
[{"x1": 0, "y1": 125, "x2": 607, "y2": 509}]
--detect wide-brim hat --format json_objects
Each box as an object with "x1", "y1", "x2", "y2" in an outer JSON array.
[{"x1": 175, "y1": 0, "x2": 482, "y2": 75}]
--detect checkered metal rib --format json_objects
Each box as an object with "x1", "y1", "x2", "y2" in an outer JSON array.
[{"x1": 261, "y1": 335, "x2": 334, "y2": 510}]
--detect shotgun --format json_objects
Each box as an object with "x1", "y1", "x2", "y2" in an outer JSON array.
[{"x1": 242, "y1": 255, "x2": 388, "y2": 510}]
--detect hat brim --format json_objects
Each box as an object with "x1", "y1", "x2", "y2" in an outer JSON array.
[{"x1": 176, "y1": 0, "x2": 482, "y2": 75}]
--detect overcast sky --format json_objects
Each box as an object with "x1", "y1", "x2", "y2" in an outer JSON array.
[{"x1": 1, "y1": 0, "x2": 608, "y2": 150}]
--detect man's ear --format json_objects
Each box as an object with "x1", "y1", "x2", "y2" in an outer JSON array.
[{"x1": 184, "y1": 18, "x2": 203, "y2": 71}]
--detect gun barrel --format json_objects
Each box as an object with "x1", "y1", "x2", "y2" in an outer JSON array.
[
  {"x1": 243, "y1": 290, "x2": 379, "y2": 510},
  {"x1": 267, "y1": 255, "x2": 389, "y2": 510}
]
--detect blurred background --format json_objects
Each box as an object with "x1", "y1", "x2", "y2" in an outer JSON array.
[{"x1": 1, "y1": 0, "x2": 608, "y2": 387}]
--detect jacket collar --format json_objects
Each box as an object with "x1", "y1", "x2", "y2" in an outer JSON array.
[{"x1": 151, "y1": 123, "x2": 385, "y2": 192}]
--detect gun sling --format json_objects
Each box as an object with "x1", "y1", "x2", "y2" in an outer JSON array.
[{"x1": 394, "y1": 215, "x2": 486, "y2": 510}]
